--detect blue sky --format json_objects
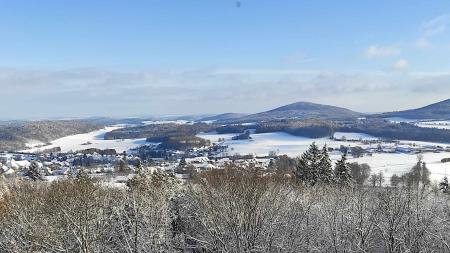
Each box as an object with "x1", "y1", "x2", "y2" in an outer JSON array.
[{"x1": 1, "y1": 0, "x2": 450, "y2": 119}]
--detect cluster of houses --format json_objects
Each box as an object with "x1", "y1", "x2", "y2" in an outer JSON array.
[
  {"x1": 0, "y1": 151, "x2": 130, "y2": 178},
  {"x1": 0, "y1": 145, "x2": 273, "y2": 185}
]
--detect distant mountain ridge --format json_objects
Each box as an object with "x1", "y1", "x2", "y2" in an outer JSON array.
[
  {"x1": 199, "y1": 113, "x2": 248, "y2": 122},
  {"x1": 224, "y1": 101, "x2": 363, "y2": 122},
  {"x1": 209, "y1": 99, "x2": 450, "y2": 122},
  {"x1": 380, "y1": 99, "x2": 450, "y2": 120}
]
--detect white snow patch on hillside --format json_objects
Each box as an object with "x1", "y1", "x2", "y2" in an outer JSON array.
[
  {"x1": 23, "y1": 126, "x2": 148, "y2": 153},
  {"x1": 416, "y1": 121, "x2": 450, "y2": 130},
  {"x1": 385, "y1": 117, "x2": 419, "y2": 123},
  {"x1": 333, "y1": 132, "x2": 378, "y2": 141},
  {"x1": 385, "y1": 118, "x2": 450, "y2": 130},
  {"x1": 197, "y1": 132, "x2": 237, "y2": 143},
  {"x1": 142, "y1": 120, "x2": 191, "y2": 125},
  {"x1": 24, "y1": 140, "x2": 46, "y2": 148}
]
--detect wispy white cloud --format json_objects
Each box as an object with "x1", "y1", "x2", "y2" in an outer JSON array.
[
  {"x1": 420, "y1": 15, "x2": 448, "y2": 37},
  {"x1": 1, "y1": 67, "x2": 450, "y2": 118},
  {"x1": 391, "y1": 59, "x2": 409, "y2": 71},
  {"x1": 283, "y1": 51, "x2": 315, "y2": 64},
  {"x1": 414, "y1": 37, "x2": 431, "y2": 49},
  {"x1": 415, "y1": 15, "x2": 449, "y2": 48},
  {"x1": 366, "y1": 45, "x2": 401, "y2": 58}
]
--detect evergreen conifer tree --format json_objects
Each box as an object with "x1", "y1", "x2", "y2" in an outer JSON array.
[
  {"x1": 440, "y1": 176, "x2": 449, "y2": 193},
  {"x1": 407, "y1": 156, "x2": 431, "y2": 187},
  {"x1": 334, "y1": 153, "x2": 353, "y2": 186},
  {"x1": 76, "y1": 168, "x2": 90, "y2": 182},
  {"x1": 296, "y1": 142, "x2": 321, "y2": 185},
  {"x1": 26, "y1": 161, "x2": 43, "y2": 181},
  {"x1": 118, "y1": 159, "x2": 128, "y2": 172},
  {"x1": 421, "y1": 162, "x2": 431, "y2": 186},
  {"x1": 127, "y1": 160, "x2": 149, "y2": 191},
  {"x1": 178, "y1": 157, "x2": 187, "y2": 168},
  {"x1": 318, "y1": 145, "x2": 334, "y2": 184}
]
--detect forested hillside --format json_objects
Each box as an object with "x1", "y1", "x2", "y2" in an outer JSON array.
[
  {"x1": 234, "y1": 101, "x2": 363, "y2": 122},
  {"x1": 379, "y1": 99, "x2": 450, "y2": 120},
  {"x1": 104, "y1": 123, "x2": 215, "y2": 140},
  {"x1": 0, "y1": 120, "x2": 102, "y2": 151},
  {"x1": 337, "y1": 118, "x2": 450, "y2": 143}
]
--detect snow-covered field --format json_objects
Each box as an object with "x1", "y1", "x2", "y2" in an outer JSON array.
[
  {"x1": 416, "y1": 120, "x2": 450, "y2": 130},
  {"x1": 348, "y1": 153, "x2": 450, "y2": 182},
  {"x1": 333, "y1": 132, "x2": 379, "y2": 141},
  {"x1": 385, "y1": 117, "x2": 420, "y2": 123},
  {"x1": 198, "y1": 131, "x2": 384, "y2": 158},
  {"x1": 24, "y1": 139, "x2": 47, "y2": 148},
  {"x1": 23, "y1": 126, "x2": 149, "y2": 153},
  {"x1": 199, "y1": 131, "x2": 340, "y2": 157},
  {"x1": 386, "y1": 117, "x2": 450, "y2": 130},
  {"x1": 197, "y1": 131, "x2": 450, "y2": 182},
  {"x1": 142, "y1": 120, "x2": 191, "y2": 125}
]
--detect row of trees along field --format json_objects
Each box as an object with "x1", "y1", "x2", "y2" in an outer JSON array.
[{"x1": 1, "y1": 149, "x2": 450, "y2": 252}]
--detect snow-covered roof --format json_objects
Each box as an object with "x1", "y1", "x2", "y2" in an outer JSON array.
[{"x1": 8, "y1": 159, "x2": 31, "y2": 169}]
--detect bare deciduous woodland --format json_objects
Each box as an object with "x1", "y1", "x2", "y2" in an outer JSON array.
[{"x1": 1, "y1": 162, "x2": 450, "y2": 253}]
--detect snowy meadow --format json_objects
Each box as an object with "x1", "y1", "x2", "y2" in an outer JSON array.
[
  {"x1": 23, "y1": 126, "x2": 148, "y2": 153},
  {"x1": 198, "y1": 130, "x2": 450, "y2": 182}
]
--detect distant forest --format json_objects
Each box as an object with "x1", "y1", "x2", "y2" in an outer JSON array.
[
  {"x1": 105, "y1": 123, "x2": 215, "y2": 150},
  {"x1": 338, "y1": 118, "x2": 450, "y2": 143},
  {"x1": 256, "y1": 119, "x2": 336, "y2": 138},
  {"x1": 104, "y1": 118, "x2": 450, "y2": 149},
  {"x1": 4, "y1": 117, "x2": 447, "y2": 152}
]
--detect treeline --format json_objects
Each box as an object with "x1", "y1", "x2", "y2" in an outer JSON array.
[
  {"x1": 256, "y1": 118, "x2": 450, "y2": 143},
  {"x1": 215, "y1": 124, "x2": 257, "y2": 134},
  {"x1": 104, "y1": 123, "x2": 215, "y2": 151},
  {"x1": 231, "y1": 130, "x2": 252, "y2": 140},
  {"x1": 256, "y1": 119, "x2": 335, "y2": 138},
  {"x1": 338, "y1": 118, "x2": 450, "y2": 143},
  {"x1": 76, "y1": 148, "x2": 117, "y2": 156},
  {"x1": 104, "y1": 123, "x2": 215, "y2": 140},
  {"x1": 1, "y1": 162, "x2": 450, "y2": 252},
  {"x1": 158, "y1": 136, "x2": 211, "y2": 150}
]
